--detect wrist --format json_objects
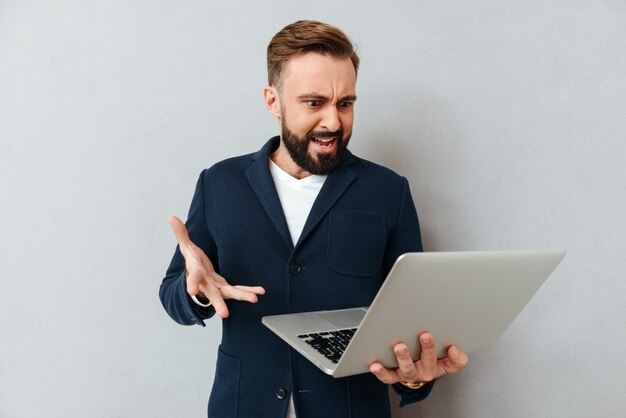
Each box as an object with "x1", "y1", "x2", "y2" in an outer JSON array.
[{"x1": 191, "y1": 293, "x2": 211, "y2": 307}]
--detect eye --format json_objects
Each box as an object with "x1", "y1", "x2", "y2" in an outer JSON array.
[
  {"x1": 306, "y1": 100, "x2": 321, "y2": 108},
  {"x1": 338, "y1": 101, "x2": 354, "y2": 109}
]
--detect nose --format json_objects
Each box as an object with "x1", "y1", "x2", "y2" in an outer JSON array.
[{"x1": 319, "y1": 106, "x2": 341, "y2": 133}]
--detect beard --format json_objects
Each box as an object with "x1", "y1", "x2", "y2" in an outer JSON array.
[{"x1": 280, "y1": 117, "x2": 351, "y2": 175}]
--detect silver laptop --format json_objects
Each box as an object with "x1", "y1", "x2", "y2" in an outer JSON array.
[{"x1": 262, "y1": 250, "x2": 566, "y2": 378}]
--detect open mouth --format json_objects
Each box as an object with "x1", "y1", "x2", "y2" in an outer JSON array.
[{"x1": 311, "y1": 137, "x2": 336, "y2": 147}]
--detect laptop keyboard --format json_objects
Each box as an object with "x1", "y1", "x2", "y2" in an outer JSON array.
[{"x1": 297, "y1": 328, "x2": 357, "y2": 363}]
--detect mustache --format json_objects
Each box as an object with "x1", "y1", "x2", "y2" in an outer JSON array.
[{"x1": 306, "y1": 129, "x2": 343, "y2": 140}]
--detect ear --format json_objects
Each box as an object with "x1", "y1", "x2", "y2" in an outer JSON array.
[{"x1": 264, "y1": 85, "x2": 282, "y2": 119}]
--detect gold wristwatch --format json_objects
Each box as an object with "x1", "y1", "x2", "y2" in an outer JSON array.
[{"x1": 398, "y1": 381, "x2": 427, "y2": 389}]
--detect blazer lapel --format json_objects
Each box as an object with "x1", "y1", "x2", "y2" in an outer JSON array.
[
  {"x1": 296, "y1": 150, "x2": 357, "y2": 248},
  {"x1": 246, "y1": 137, "x2": 294, "y2": 250}
]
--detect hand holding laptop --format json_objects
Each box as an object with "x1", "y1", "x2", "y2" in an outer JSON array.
[
  {"x1": 369, "y1": 331, "x2": 468, "y2": 386},
  {"x1": 168, "y1": 216, "x2": 266, "y2": 318}
]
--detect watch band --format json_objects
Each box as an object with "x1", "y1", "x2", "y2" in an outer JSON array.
[{"x1": 398, "y1": 380, "x2": 427, "y2": 389}]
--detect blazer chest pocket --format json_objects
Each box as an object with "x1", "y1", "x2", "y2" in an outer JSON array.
[{"x1": 328, "y1": 210, "x2": 386, "y2": 277}]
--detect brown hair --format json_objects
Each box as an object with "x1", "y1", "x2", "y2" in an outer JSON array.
[{"x1": 267, "y1": 20, "x2": 360, "y2": 90}]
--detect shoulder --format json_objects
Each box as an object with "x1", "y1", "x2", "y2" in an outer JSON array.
[
  {"x1": 199, "y1": 136, "x2": 277, "y2": 181},
  {"x1": 351, "y1": 155, "x2": 403, "y2": 178},
  {"x1": 203, "y1": 152, "x2": 256, "y2": 177},
  {"x1": 347, "y1": 153, "x2": 408, "y2": 188},
  {"x1": 190, "y1": 153, "x2": 257, "y2": 196}
]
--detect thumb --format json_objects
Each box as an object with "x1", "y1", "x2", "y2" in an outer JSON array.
[{"x1": 168, "y1": 215, "x2": 191, "y2": 247}]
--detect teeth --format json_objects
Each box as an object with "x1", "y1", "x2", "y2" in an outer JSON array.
[{"x1": 315, "y1": 137, "x2": 334, "y2": 143}]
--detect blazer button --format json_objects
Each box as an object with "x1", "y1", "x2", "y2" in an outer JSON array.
[
  {"x1": 290, "y1": 264, "x2": 302, "y2": 274},
  {"x1": 276, "y1": 387, "x2": 288, "y2": 400}
]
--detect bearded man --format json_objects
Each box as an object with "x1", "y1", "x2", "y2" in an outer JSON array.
[{"x1": 160, "y1": 20, "x2": 468, "y2": 418}]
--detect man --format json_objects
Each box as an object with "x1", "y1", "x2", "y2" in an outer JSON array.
[{"x1": 160, "y1": 20, "x2": 468, "y2": 418}]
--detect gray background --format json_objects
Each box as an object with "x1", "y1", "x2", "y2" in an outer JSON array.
[{"x1": 1, "y1": 1, "x2": 625, "y2": 417}]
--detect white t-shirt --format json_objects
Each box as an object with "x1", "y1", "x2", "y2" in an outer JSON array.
[{"x1": 269, "y1": 159, "x2": 327, "y2": 245}]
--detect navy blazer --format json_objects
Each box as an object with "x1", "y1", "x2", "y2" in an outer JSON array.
[{"x1": 160, "y1": 137, "x2": 434, "y2": 418}]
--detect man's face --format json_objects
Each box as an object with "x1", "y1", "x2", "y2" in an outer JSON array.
[
  {"x1": 269, "y1": 52, "x2": 357, "y2": 177},
  {"x1": 279, "y1": 109, "x2": 352, "y2": 176}
]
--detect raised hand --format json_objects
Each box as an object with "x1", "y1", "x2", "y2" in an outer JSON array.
[{"x1": 168, "y1": 215, "x2": 265, "y2": 318}]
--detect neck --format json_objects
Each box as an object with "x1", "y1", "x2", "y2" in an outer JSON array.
[{"x1": 270, "y1": 142, "x2": 312, "y2": 179}]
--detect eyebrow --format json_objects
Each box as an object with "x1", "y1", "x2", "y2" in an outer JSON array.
[{"x1": 296, "y1": 93, "x2": 357, "y2": 102}]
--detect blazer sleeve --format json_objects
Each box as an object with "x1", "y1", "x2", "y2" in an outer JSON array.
[{"x1": 159, "y1": 170, "x2": 218, "y2": 326}]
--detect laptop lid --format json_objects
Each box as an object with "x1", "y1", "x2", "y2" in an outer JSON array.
[{"x1": 263, "y1": 250, "x2": 566, "y2": 378}]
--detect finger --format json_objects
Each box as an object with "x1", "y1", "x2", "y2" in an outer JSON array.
[
  {"x1": 437, "y1": 346, "x2": 469, "y2": 377},
  {"x1": 168, "y1": 216, "x2": 192, "y2": 247},
  {"x1": 202, "y1": 285, "x2": 230, "y2": 318},
  {"x1": 393, "y1": 343, "x2": 418, "y2": 381},
  {"x1": 188, "y1": 277, "x2": 230, "y2": 318},
  {"x1": 221, "y1": 285, "x2": 264, "y2": 303},
  {"x1": 232, "y1": 285, "x2": 266, "y2": 295},
  {"x1": 369, "y1": 362, "x2": 400, "y2": 384},
  {"x1": 418, "y1": 332, "x2": 437, "y2": 381}
]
